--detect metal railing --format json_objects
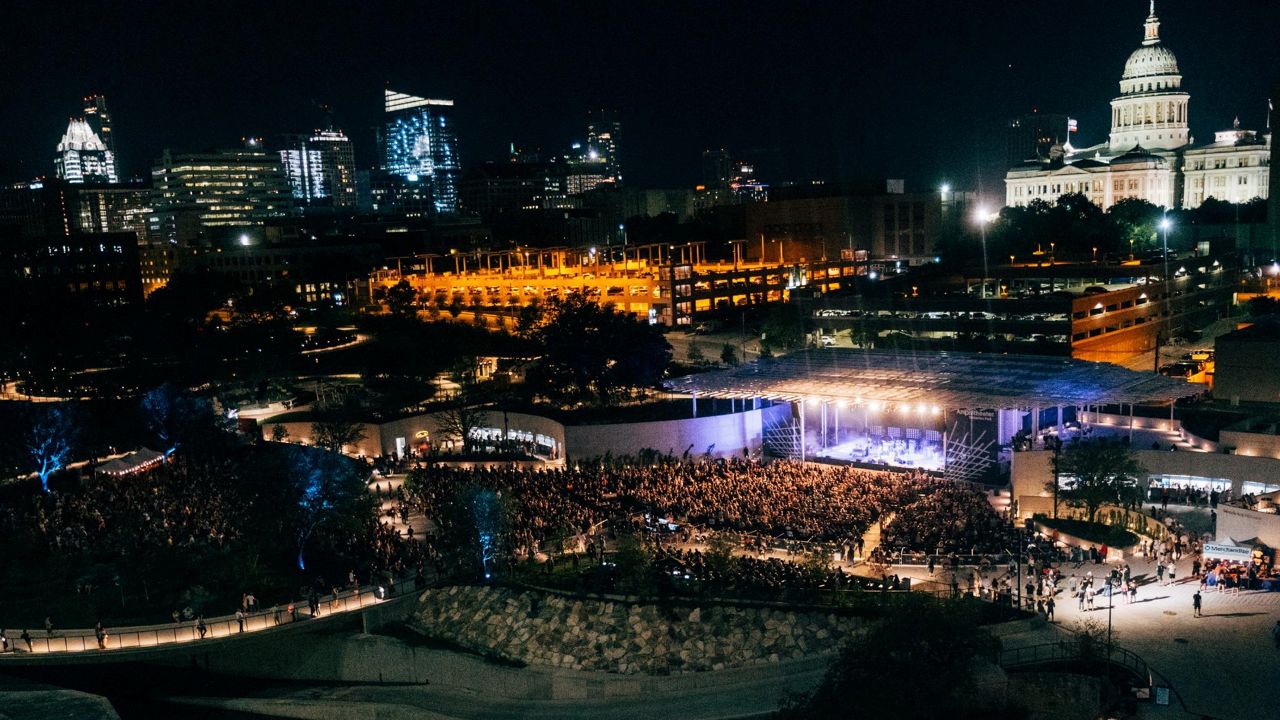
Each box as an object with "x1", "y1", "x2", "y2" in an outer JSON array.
[
  {"x1": 999, "y1": 641, "x2": 1152, "y2": 688},
  {"x1": 0, "y1": 576, "x2": 422, "y2": 657}
]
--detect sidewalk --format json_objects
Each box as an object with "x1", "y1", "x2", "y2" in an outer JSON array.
[{"x1": 892, "y1": 554, "x2": 1280, "y2": 720}]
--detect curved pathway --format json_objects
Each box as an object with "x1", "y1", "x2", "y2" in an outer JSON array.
[{"x1": 0, "y1": 474, "x2": 420, "y2": 659}]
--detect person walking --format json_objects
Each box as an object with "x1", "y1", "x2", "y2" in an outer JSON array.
[
  {"x1": 94, "y1": 621, "x2": 106, "y2": 649},
  {"x1": 1086, "y1": 587, "x2": 1096, "y2": 611},
  {"x1": 1046, "y1": 597, "x2": 1056, "y2": 623},
  {"x1": 273, "y1": 605, "x2": 282, "y2": 625},
  {"x1": 197, "y1": 616, "x2": 207, "y2": 639},
  {"x1": 1167, "y1": 562, "x2": 1177, "y2": 586},
  {"x1": 235, "y1": 609, "x2": 245, "y2": 633},
  {"x1": 1156, "y1": 562, "x2": 1166, "y2": 584},
  {"x1": 1193, "y1": 591, "x2": 1203, "y2": 617}
]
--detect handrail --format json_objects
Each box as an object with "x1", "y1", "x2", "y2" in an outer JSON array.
[
  {"x1": 0, "y1": 576, "x2": 421, "y2": 657},
  {"x1": 998, "y1": 641, "x2": 1152, "y2": 688}
]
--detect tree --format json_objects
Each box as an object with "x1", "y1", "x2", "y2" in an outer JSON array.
[
  {"x1": 287, "y1": 446, "x2": 370, "y2": 571},
  {"x1": 270, "y1": 424, "x2": 290, "y2": 443},
  {"x1": 382, "y1": 280, "x2": 419, "y2": 319},
  {"x1": 760, "y1": 302, "x2": 806, "y2": 353},
  {"x1": 515, "y1": 300, "x2": 544, "y2": 338},
  {"x1": 1051, "y1": 439, "x2": 1145, "y2": 524},
  {"x1": 777, "y1": 598, "x2": 1026, "y2": 720},
  {"x1": 25, "y1": 405, "x2": 76, "y2": 493},
  {"x1": 433, "y1": 483, "x2": 515, "y2": 580},
  {"x1": 310, "y1": 418, "x2": 367, "y2": 454},
  {"x1": 433, "y1": 403, "x2": 488, "y2": 455},
  {"x1": 1107, "y1": 198, "x2": 1162, "y2": 257},
  {"x1": 141, "y1": 384, "x2": 199, "y2": 456},
  {"x1": 527, "y1": 292, "x2": 672, "y2": 404},
  {"x1": 686, "y1": 343, "x2": 706, "y2": 364},
  {"x1": 612, "y1": 531, "x2": 655, "y2": 595},
  {"x1": 703, "y1": 533, "x2": 737, "y2": 586},
  {"x1": 719, "y1": 343, "x2": 739, "y2": 366}
]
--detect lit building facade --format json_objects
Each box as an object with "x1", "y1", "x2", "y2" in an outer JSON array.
[
  {"x1": 83, "y1": 94, "x2": 117, "y2": 171},
  {"x1": 585, "y1": 108, "x2": 622, "y2": 185},
  {"x1": 382, "y1": 89, "x2": 461, "y2": 214},
  {"x1": 1005, "y1": 3, "x2": 1271, "y2": 211},
  {"x1": 280, "y1": 128, "x2": 357, "y2": 210},
  {"x1": 54, "y1": 119, "x2": 118, "y2": 184},
  {"x1": 149, "y1": 148, "x2": 290, "y2": 246},
  {"x1": 1182, "y1": 123, "x2": 1272, "y2": 207}
]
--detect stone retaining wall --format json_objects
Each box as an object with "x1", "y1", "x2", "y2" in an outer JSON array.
[{"x1": 412, "y1": 586, "x2": 861, "y2": 675}]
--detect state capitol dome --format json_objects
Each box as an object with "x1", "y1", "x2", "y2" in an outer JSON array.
[{"x1": 1122, "y1": 43, "x2": 1180, "y2": 82}]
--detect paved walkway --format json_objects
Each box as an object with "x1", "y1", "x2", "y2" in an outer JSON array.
[
  {"x1": 890, "y1": 554, "x2": 1280, "y2": 720},
  {"x1": 370, "y1": 473, "x2": 431, "y2": 540}
]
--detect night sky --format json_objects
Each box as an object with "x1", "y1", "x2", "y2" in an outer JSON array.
[{"x1": 2, "y1": 0, "x2": 1277, "y2": 198}]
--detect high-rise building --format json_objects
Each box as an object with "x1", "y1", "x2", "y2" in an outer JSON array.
[
  {"x1": 586, "y1": 108, "x2": 622, "y2": 185},
  {"x1": 54, "y1": 119, "x2": 118, "y2": 184},
  {"x1": 149, "y1": 148, "x2": 290, "y2": 246},
  {"x1": 83, "y1": 94, "x2": 117, "y2": 170},
  {"x1": 279, "y1": 126, "x2": 357, "y2": 211},
  {"x1": 382, "y1": 89, "x2": 461, "y2": 214},
  {"x1": 1006, "y1": 111, "x2": 1070, "y2": 165},
  {"x1": 701, "y1": 149, "x2": 732, "y2": 190},
  {"x1": 458, "y1": 162, "x2": 565, "y2": 217}
]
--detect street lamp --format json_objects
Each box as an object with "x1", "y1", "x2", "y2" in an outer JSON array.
[
  {"x1": 1160, "y1": 217, "x2": 1173, "y2": 326},
  {"x1": 975, "y1": 207, "x2": 998, "y2": 299}
]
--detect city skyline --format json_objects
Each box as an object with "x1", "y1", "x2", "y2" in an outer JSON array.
[{"x1": 3, "y1": 0, "x2": 1277, "y2": 193}]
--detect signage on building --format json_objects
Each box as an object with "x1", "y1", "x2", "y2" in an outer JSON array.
[{"x1": 1202, "y1": 542, "x2": 1253, "y2": 562}]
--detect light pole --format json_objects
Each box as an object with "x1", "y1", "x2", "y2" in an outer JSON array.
[
  {"x1": 1160, "y1": 217, "x2": 1173, "y2": 347},
  {"x1": 976, "y1": 208, "x2": 997, "y2": 299},
  {"x1": 1107, "y1": 571, "x2": 1115, "y2": 656}
]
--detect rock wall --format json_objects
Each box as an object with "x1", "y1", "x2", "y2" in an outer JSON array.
[{"x1": 412, "y1": 586, "x2": 861, "y2": 675}]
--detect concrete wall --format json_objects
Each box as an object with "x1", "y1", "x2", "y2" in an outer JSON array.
[
  {"x1": 563, "y1": 404, "x2": 789, "y2": 460},
  {"x1": 1220, "y1": 429, "x2": 1280, "y2": 459},
  {"x1": 1216, "y1": 504, "x2": 1280, "y2": 547},
  {"x1": 259, "y1": 421, "x2": 384, "y2": 457},
  {"x1": 261, "y1": 405, "x2": 789, "y2": 462},
  {"x1": 1214, "y1": 334, "x2": 1280, "y2": 405}
]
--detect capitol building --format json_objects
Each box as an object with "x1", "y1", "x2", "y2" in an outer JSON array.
[{"x1": 1005, "y1": 2, "x2": 1271, "y2": 210}]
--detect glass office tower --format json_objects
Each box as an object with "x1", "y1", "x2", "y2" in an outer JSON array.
[{"x1": 382, "y1": 89, "x2": 460, "y2": 214}]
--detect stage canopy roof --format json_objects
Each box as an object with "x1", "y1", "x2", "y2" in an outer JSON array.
[{"x1": 665, "y1": 349, "x2": 1198, "y2": 410}]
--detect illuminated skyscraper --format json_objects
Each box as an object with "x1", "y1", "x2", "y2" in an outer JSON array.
[
  {"x1": 54, "y1": 119, "x2": 118, "y2": 184},
  {"x1": 83, "y1": 94, "x2": 117, "y2": 167},
  {"x1": 585, "y1": 108, "x2": 622, "y2": 185},
  {"x1": 701, "y1": 148, "x2": 732, "y2": 190},
  {"x1": 382, "y1": 89, "x2": 461, "y2": 214},
  {"x1": 280, "y1": 122, "x2": 357, "y2": 210}
]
